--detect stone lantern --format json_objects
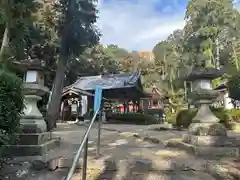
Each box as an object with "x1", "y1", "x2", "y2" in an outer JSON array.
[
  {"x1": 168, "y1": 66, "x2": 240, "y2": 157},
  {"x1": 8, "y1": 58, "x2": 60, "y2": 157},
  {"x1": 14, "y1": 58, "x2": 49, "y2": 133},
  {"x1": 185, "y1": 67, "x2": 223, "y2": 126}
]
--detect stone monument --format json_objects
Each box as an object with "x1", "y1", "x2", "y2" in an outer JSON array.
[
  {"x1": 168, "y1": 67, "x2": 240, "y2": 157},
  {"x1": 7, "y1": 57, "x2": 60, "y2": 156}
]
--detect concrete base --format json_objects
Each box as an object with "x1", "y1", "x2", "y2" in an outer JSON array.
[
  {"x1": 5, "y1": 132, "x2": 60, "y2": 157},
  {"x1": 183, "y1": 134, "x2": 240, "y2": 147},
  {"x1": 167, "y1": 139, "x2": 240, "y2": 157},
  {"x1": 16, "y1": 132, "x2": 52, "y2": 145},
  {"x1": 5, "y1": 138, "x2": 60, "y2": 156}
]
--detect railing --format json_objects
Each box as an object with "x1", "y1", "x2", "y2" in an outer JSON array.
[{"x1": 65, "y1": 107, "x2": 102, "y2": 180}]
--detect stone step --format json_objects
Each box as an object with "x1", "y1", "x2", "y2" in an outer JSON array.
[
  {"x1": 167, "y1": 139, "x2": 240, "y2": 158},
  {"x1": 45, "y1": 153, "x2": 207, "y2": 172},
  {"x1": 32, "y1": 156, "x2": 216, "y2": 180},
  {"x1": 69, "y1": 170, "x2": 217, "y2": 180}
]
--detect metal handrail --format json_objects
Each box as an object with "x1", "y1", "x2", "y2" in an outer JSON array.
[{"x1": 65, "y1": 107, "x2": 101, "y2": 180}]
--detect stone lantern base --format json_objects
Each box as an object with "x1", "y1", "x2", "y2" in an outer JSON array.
[
  {"x1": 167, "y1": 124, "x2": 240, "y2": 157},
  {"x1": 6, "y1": 132, "x2": 61, "y2": 157},
  {"x1": 167, "y1": 104, "x2": 240, "y2": 157},
  {"x1": 5, "y1": 88, "x2": 60, "y2": 157}
]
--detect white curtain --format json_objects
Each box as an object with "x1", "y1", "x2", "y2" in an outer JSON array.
[{"x1": 81, "y1": 96, "x2": 88, "y2": 116}]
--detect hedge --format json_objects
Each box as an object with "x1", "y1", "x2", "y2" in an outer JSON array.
[
  {"x1": 226, "y1": 109, "x2": 240, "y2": 122},
  {"x1": 0, "y1": 70, "x2": 24, "y2": 168},
  {"x1": 175, "y1": 107, "x2": 236, "y2": 128},
  {"x1": 106, "y1": 112, "x2": 158, "y2": 125},
  {"x1": 228, "y1": 74, "x2": 240, "y2": 100}
]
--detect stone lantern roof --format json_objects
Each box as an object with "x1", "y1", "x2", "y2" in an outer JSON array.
[
  {"x1": 184, "y1": 67, "x2": 223, "y2": 81},
  {"x1": 13, "y1": 57, "x2": 48, "y2": 72}
]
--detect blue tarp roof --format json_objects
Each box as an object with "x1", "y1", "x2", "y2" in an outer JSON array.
[{"x1": 69, "y1": 70, "x2": 142, "y2": 91}]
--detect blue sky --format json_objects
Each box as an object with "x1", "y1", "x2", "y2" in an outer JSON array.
[{"x1": 97, "y1": 0, "x2": 240, "y2": 51}]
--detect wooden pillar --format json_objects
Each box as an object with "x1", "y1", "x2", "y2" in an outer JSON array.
[
  {"x1": 127, "y1": 101, "x2": 130, "y2": 112},
  {"x1": 137, "y1": 100, "x2": 139, "y2": 112},
  {"x1": 133, "y1": 101, "x2": 136, "y2": 112},
  {"x1": 123, "y1": 101, "x2": 127, "y2": 113}
]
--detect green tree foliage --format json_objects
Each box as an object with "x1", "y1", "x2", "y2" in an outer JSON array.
[
  {"x1": 152, "y1": 0, "x2": 240, "y2": 103},
  {"x1": 0, "y1": 0, "x2": 40, "y2": 64},
  {"x1": 0, "y1": 70, "x2": 24, "y2": 167}
]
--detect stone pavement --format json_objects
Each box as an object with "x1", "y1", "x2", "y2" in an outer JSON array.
[{"x1": 1, "y1": 123, "x2": 239, "y2": 180}]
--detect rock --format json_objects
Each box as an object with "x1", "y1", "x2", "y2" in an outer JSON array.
[
  {"x1": 31, "y1": 160, "x2": 46, "y2": 171},
  {"x1": 205, "y1": 161, "x2": 236, "y2": 180},
  {"x1": 188, "y1": 123, "x2": 227, "y2": 136}
]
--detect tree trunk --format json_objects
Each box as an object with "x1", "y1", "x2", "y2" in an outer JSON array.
[
  {"x1": 45, "y1": 0, "x2": 74, "y2": 131},
  {"x1": 0, "y1": 23, "x2": 9, "y2": 63},
  {"x1": 170, "y1": 81, "x2": 174, "y2": 94},
  {"x1": 45, "y1": 54, "x2": 67, "y2": 131},
  {"x1": 233, "y1": 46, "x2": 239, "y2": 72},
  {"x1": 0, "y1": 0, "x2": 11, "y2": 63}
]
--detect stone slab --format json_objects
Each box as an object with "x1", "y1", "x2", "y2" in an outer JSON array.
[
  {"x1": 4, "y1": 138, "x2": 60, "y2": 156},
  {"x1": 167, "y1": 139, "x2": 240, "y2": 158},
  {"x1": 156, "y1": 123, "x2": 173, "y2": 130},
  {"x1": 183, "y1": 134, "x2": 240, "y2": 147},
  {"x1": 15, "y1": 132, "x2": 52, "y2": 145}
]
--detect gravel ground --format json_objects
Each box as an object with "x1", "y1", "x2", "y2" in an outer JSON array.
[{"x1": 1, "y1": 123, "x2": 239, "y2": 180}]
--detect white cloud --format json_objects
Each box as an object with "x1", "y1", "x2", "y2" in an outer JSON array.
[{"x1": 97, "y1": 0, "x2": 185, "y2": 51}]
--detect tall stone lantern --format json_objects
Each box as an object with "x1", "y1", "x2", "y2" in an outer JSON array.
[
  {"x1": 185, "y1": 67, "x2": 224, "y2": 131},
  {"x1": 7, "y1": 58, "x2": 60, "y2": 157},
  {"x1": 14, "y1": 58, "x2": 49, "y2": 133},
  {"x1": 168, "y1": 66, "x2": 240, "y2": 157}
]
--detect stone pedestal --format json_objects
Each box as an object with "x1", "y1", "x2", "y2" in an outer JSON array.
[
  {"x1": 20, "y1": 84, "x2": 49, "y2": 133},
  {"x1": 20, "y1": 95, "x2": 47, "y2": 133},
  {"x1": 167, "y1": 102, "x2": 240, "y2": 157},
  {"x1": 6, "y1": 132, "x2": 60, "y2": 156},
  {"x1": 6, "y1": 84, "x2": 60, "y2": 157}
]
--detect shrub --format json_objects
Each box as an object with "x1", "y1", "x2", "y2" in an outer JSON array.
[
  {"x1": 226, "y1": 109, "x2": 240, "y2": 122},
  {"x1": 165, "y1": 110, "x2": 177, "y2": 125},
  {"x1": 176, "y1": 109, "x2": 196, "y2": 128},
  {"x1": 0, "y1": 70, "x2": 24, "y2": 168},
  {"x1": 176, "y1": 107, "x2": 231, "y2": 128},
  {"x1": 106, "y1": 112, "x2": 158, "y2": 125},
  {"x1": 211, "y1": 107, "x2": 230, "y2": 128},
  {"x1": 228, "y1": 74, "x2": 240, "y2": 100}
]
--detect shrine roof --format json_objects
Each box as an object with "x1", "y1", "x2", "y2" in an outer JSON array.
[
  {"x1": 62, "y1": 86, "x2": 93, "y2": 97},
  {"x1": 184, "y1": 67, "x2": 223, "y2": 81},
  {"x1": 69, "y1": 70, "x2": 142, "y2": 91}
]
